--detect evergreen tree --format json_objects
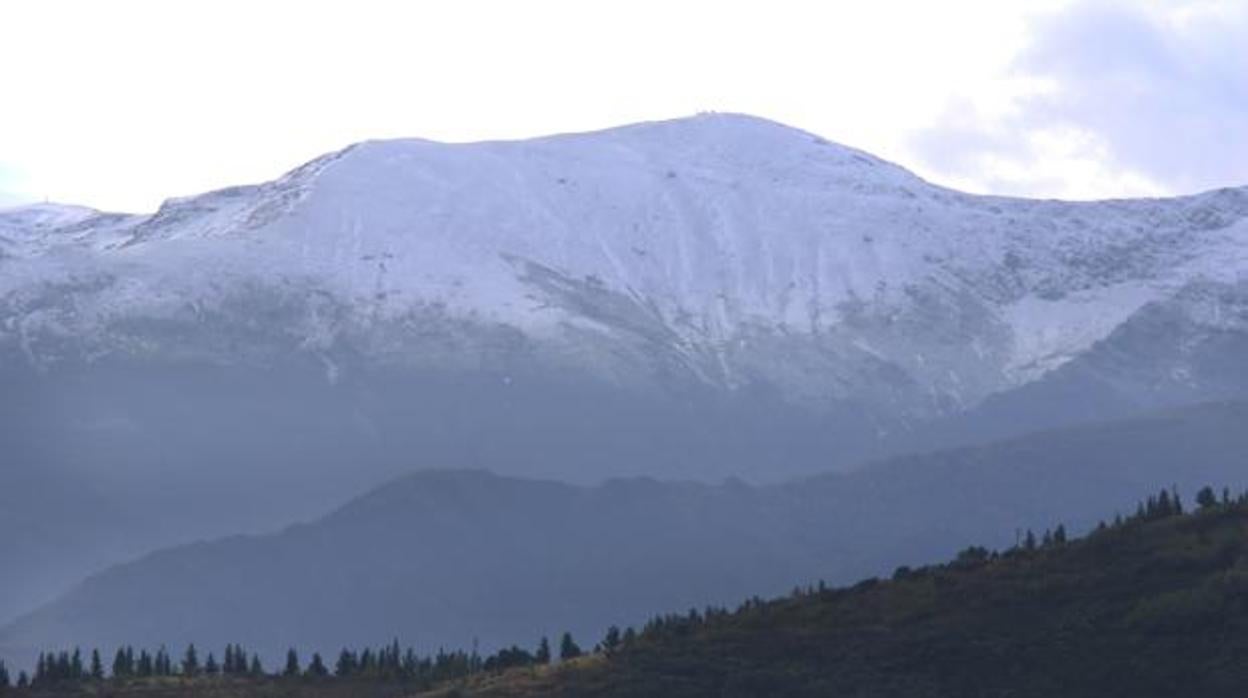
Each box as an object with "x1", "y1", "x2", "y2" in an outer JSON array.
[
  {"x1": 1023, "y1": 530, "x2": 1037, "y2": 551},
  {"x1": 336, "y1": 649, "x2": 358, "y2": 677},
  {"x1": 284, "y1": 648, "x2": 301, "y2": 677},
  {"x1": 1053, "y1": 524, "x2": 1068, "y2": 545},
  {"x1": 249, "y1": 654, "x2": 264, "y2": 677},
  {"x1": 1197, "y1": 486, "x2": 1218, "y2": 510},
  {"x1": 559, "y1": 632, "x2": 582, "y2": 661},
  {"x1": 137, "y1": 650, "x2": 153, "y2": 677},
  {"x1": 306, "y1": 653, "x2": 329, "y2": 678},
  {"x1": 602, "y1": 626, "x2": 622, "y2": 654},
  {"x1": 16, "y1": 672, "x2": 28, "y2": 689},
  {"x1": 71, "y1": 648, "x2": 84, "y2": 679},
  {"x1": 205, "y1": 653, "x2": 220, "y2": 676},
  {"x1": 0, "y1": 660, "x2": 10, "y2": 689},
  {"x1": 113, "y1": 648, "x2": 130, "y2": 679},
  {"x1": 182, "y1": 644, "x2": 200, "y2": 677},
  {"x1": 535, "y1": 637, "x2": 552, "y2": 665},
  {"x1": 90, "y1": 649, "x2": 105, "y2": 680},
  {"x1": 155, "y1": 647, "x2": 171, "y2": 676}
]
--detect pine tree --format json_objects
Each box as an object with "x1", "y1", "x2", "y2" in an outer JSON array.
[
  {"x1": 1053, "y1": 524, "x2": 1068, "y2": 545},
  {"x1": 71, "y1": 648, "x2": 84, "y2": 679},
  {"x1": 622, "y1": 627, "x2": 637, "y2": 646},
  {"x1": 182, "y1": 644, "x2": 200, "y2": 677},
  {"x1": 249, "y1": 654, "x2": 264, "y2": 677},
  {"x1": 602, "y1": 626, "x2": 622, "y2": 654},
  {"x1": 154, "y1": 647, "x2": 168, "y2": 676},
  {"x1": 90, "y1": 649, "x2": 105, "y2": 680},
  {"x1": 113, "y1": 648, "x2": 130, "y2": 679},
  {"x1": 559, "y1": 632, "x2": 582, "y2": 661},
  {"x1": 0, "y1": 660, "x2": 10, "y2": 689},
  {"x1": 17, "y1": 672, "x2": 28, "y2": 689},
  {"x1": 56, "y1": 651, "x2": 72, "y2": 680},
  {"x1": 306, "y1": 653, "x2": 328, "y2": 678},
  {"x1": 335, "y1": 649, "x2": 357, "y2": 677},
  {"x1": 284, "y1": 649, "x2": 300, "y2": 677},
  {"x1": 1197, "y1": 486, "x2": 1218, "y2": 510},
  {"x1": 137, "y1": 650, "x2": 153, "y2": 677},
  {"x1": 1023, "y1": 530, "x2": 1037, "y2": 551},
  {"x1": 204, "y1": 653, "x2": 219, "y2": 676},
  {"x1": 535, "y1": 637, "x2": 551, "y2": 665}
]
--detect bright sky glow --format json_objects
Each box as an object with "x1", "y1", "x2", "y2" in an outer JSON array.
[{"x1": 1, "y1": 0, "x2": 1244, "y2": 211}]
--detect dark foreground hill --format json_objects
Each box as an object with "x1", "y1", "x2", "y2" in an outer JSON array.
[
  {"x1": 4, "y1": 401, "x2": 1248, "y2": 669},
  {"x1": 8, "y1": 487, "x2": 1248, "y2": 698},
  {"x1": 452, "y1": 493, "x2": 1248, "y2": 698}
]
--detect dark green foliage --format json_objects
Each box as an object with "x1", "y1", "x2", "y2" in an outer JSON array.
[
  {"x1": 203, "y1": 653, "x2": 219, "y2": 676},
  {"x1": 283, "y1": 649, "x2": 300, "y2": 677},
  {"x1": 558, "y1": 633, "x2": 581, "y2": 661},
  {"x1": 482, "y1": 647, "x2": 533, "y2": 672},
  {"x1": 157, "y1": 647, "x2": 173, "y2": 676},
  {"x1": 335, "y1": 649, "x2": 357, "y2": 677},
  {"x1": 136, "y1": 650, "x2": 152, "y2": 677},
  {"x1": 111, "y1": 648, "x2": 130, "y2": 680},
  {"x1": 601, "y1": 626, "x2": 621, "y2": 655},
  {"x1": 306, "y1": 653, "x2": 328, "y2": 678},
  {"x1": 88, "y1": 650, "x2": 103, "y2": 681},
  {"x1": 248, "y1": 654, "x2": 262, "y2": 676},
  {"x1": 1197, "y1": 486, "x2": 1218, "y2": 510},
  {"x1": 0, "y1": 660, "x2": 9, "y2": 689},
  {"x1": 181, "y1": 644, "x2": 199, "y2": 677},
  {"x1": 534, "y1": 637, "x2": 550, "y2": 665}
]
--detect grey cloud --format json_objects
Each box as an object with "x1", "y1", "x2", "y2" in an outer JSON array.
[{"x1": 914, "y1": 1, "x2": 1248, "y2": 197}]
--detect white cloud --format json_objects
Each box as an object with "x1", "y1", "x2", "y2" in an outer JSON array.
[{"x1": 911, "y1": 0, "x2": 1248, "y2": 199}]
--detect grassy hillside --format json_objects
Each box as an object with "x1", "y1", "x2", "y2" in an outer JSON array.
[{"x1": 444, "y1": 493, "x2": 1248, "y2": 698}]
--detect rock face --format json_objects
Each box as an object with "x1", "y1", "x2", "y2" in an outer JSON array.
[{"x1": 3, "y1": 113, "x2": 1248, "y2": 623}]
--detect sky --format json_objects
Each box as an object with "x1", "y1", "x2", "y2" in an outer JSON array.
[{"x1": 1, "y1": 0, "x2": 1245, "y2": 212}]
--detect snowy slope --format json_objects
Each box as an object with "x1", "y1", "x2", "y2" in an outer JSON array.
[{"x1": 3, "y1": 114, "x2": 1248, "y2": 417}]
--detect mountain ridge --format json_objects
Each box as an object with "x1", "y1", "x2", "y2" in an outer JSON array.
[
  {"x1": 4, "y1": 113, "x2": 1248, "y2": 627},
  {"x1": 5, "y1": 400, "x2": 1248, "y2": 669}
]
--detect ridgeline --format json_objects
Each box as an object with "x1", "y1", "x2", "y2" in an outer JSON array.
[{"x1": 6, "y1": 487, "x2": 1248, "y2": 698}]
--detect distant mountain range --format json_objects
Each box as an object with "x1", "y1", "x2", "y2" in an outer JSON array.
[
  {"x1": 2, "y1": 114, "x2": 1247, "y2": 635},
  {"x1": 4, "y1": 400, "x2": 1246, "y2": 668}
]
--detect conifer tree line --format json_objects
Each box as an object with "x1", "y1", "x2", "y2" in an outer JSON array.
[{"x1": 3, "y1": 629, "x2": 612, "y2": 691}]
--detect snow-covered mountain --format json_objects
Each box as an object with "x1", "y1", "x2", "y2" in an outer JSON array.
[
  {"x1": 3, "y1": 113, "x2": 1248, "y2": 624},
  {"x1": 6, "y1": 115, "x2": 1248, "y2": 415}
]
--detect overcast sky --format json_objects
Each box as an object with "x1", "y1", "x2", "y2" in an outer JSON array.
[{"x1": 1, "y1": 0, "x2": 1245, "y2": 212}]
